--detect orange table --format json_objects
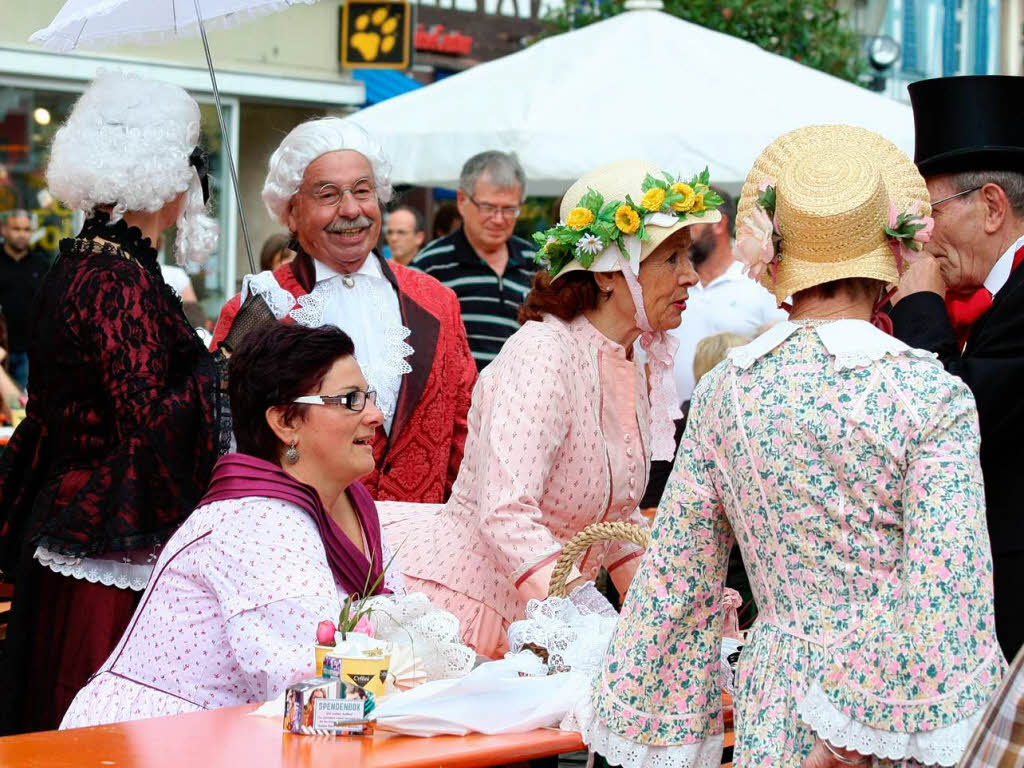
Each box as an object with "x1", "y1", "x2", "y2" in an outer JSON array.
[{"x1": 0, "y1": 704, "x2": 585, "y2": 768}]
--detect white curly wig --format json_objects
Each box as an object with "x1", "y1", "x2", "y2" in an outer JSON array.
[
  {"x1": 47, "y1": 71, "x2": 218, "y2": 265},
  {"x1": 262, "y1": 118, "x2": 393, "y2": 226}
]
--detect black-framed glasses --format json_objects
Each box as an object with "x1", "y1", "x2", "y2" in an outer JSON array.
[
  {"x1": 292, "y1": 389, "x2": 377, "y2": 412},
  {"x1": 464, "y1": 193, "x2": 521, "y2": 220},
  {"x1": 931, "y1": 186, "x2": 982, "y2": 209},
  {"x1": 303, "y1": 180, "x2": 376, "y2": 207}
]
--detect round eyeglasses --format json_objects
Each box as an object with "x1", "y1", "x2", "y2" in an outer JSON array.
[
  {"x1": 292, "y1": 389, "x2": 377, "y2": 412},
  {"x1": 303, "y1": 180, "x2": 376, "y2": 207}
]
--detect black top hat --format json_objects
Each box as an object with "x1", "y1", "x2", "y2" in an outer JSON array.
[{"x1": 908, "y1": 75, "x2": 1024, "y2": 176}]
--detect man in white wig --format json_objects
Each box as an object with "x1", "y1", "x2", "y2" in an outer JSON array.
[{"x1": 213, "y1": 118, "x2": 476, "y2": 504}]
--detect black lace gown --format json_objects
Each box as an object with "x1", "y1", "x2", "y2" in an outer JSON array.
[{"x1": 0, "y1": 213, "x2": 227, "y2": 733}]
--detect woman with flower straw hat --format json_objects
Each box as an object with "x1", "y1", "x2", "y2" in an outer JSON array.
[
  {"x1": 380, "y1": 159, "x2": 724, "y2": 658},
  {"x1": 579, "y1": 126, "x2": 1006, "y2": 768}
]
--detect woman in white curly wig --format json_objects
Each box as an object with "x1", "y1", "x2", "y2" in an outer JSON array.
[{"x1": 0, "y1": 71, "x2": 244, "y2": 734}]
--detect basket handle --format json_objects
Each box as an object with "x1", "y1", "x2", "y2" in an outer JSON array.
[{"x1": 547, "y1": 521, "x2": 651, "y2": 598}]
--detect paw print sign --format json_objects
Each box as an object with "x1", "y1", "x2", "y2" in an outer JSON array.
[{"x1": 341, "y1": 0, "x2": 411, "y2": 69}]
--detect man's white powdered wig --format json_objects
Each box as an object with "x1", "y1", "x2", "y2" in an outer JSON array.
[
  {"x1": 46, "y1": 71, "x2": 218, "y2": 265},
  {"x1": 262, "y1": 118, "x2": 393, "y2": 226}
]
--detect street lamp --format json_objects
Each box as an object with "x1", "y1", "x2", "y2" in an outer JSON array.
[{"x1": 863, "y1": 35, "x2": 901, "y2": 92}]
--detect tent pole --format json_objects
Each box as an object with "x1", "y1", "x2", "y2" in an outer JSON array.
[{"x1": 193, "y1": 0, "x2": 257, "y2": 275}]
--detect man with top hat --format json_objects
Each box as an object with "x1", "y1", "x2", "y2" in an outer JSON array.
[
  {"x1": 891, "y1": 75, "x2": 1024, "y2": 661},
  {"x1": 212, "y1": 118, "x2": 476, "y2": 505}
]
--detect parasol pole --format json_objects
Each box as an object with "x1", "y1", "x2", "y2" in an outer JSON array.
[{"x1": 193, "y1": 0, "x2": 257, "y2": 274}]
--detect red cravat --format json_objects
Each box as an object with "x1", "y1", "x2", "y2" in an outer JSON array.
[{"x1": 946, "y1": 244, "x2": 1024, "y2": 347}]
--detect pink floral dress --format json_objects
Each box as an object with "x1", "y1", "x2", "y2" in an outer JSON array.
[{"x1": 580, "y1": 320, "x2": 1006, "y2": 768}]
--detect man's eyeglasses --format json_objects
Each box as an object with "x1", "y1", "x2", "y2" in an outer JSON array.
[
  {"x1": 303, "y1": 180, "x2": 376, "y2": 207},
  {"x1": 292, "y1": 389, "x2": 377, "y2": 412},
  {"x1": 465, "y1": 193, "x2": 521, "y2": 220},
  {"x1": 931, "y1": 186, "x2": 982, "y2": 209}
]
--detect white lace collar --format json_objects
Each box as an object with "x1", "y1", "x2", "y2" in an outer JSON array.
[
  {"x1": 313, "y1": 253, "x2": 386, "y2": 283},
  {"x1": 727, "y1": 319, "x2": 937, "y2": 372}
]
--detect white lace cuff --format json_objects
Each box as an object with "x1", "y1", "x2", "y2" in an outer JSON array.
[
  {"x1": 797, "y1": 681, "x2": 985, "y2": 767},
  {"x1": 241, "y1": 271, "x2": 296, "y2": 319},
  {"x1": 564, "y1": 686, "x2": 724, "y2": 768},
  {"x1": 34, "y1": 546, "x2": 154, "y2": 592},
  {"x1": 567, "y1": 582, "x2": 618, "y2": 618}
]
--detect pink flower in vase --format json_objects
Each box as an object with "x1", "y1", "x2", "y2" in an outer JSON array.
[
  {"x1": 316, "y1": 619, "x2": 337, "y2": 646},
  {"x1": 353, "y1": 615, "x2": 375, "y2": 638}
]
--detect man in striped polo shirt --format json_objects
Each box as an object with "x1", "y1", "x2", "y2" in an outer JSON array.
[{"x1": 412, "y1": 151, "x2": 537, "y2": 370}]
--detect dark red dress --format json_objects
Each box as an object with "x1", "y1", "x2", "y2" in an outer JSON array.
[{"x1": 0, "y1": 214, "x2": 226, "y2": 733}]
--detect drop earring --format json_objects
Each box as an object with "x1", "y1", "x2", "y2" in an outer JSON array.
[{"x1": 285, "y1": 439, "x2": 299, "y2": 465}]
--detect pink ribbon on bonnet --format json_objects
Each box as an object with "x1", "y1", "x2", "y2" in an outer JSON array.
[{"x1": 616, "y1": 254, "x2": 683, "y2": 462}]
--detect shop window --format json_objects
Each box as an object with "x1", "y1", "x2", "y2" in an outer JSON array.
[
  {"x1": 0, "y1": 87, "x2": 80, "y2": 259},
  {"x1": 0, "y1": 82, "x2": 235, "y2": 319}
]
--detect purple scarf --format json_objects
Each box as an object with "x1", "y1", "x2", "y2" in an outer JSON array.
[{"x1": 198, "y1": 453, "x2": 389, "y2": 596}]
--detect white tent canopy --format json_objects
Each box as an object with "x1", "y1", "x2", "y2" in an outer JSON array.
[{"x1": 346, "y1": 9, "x2": 916, "y2": 195}]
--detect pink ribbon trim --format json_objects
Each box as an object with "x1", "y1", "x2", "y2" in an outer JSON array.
[{"x1": 616, "y1": 255, "x2": 683, "y2": 461}]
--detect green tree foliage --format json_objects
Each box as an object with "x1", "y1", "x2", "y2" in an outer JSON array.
[{"x1": 539, "y1": 0, "x2": 866, "y2": 84}]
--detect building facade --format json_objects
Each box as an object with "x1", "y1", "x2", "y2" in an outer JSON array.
[
  {"x1": 865, "y1": 0, "x2": 1021, "y2": 101},
  {"x1": 0, "y1": 2, "x2": 365, "y2": 316}
]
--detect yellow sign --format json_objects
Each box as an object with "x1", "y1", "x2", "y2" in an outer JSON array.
[{"x1": 341, "y1": 1, "x2": 411, "y2": 70}]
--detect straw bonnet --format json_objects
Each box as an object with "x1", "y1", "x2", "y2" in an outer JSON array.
[
  {"x1": 736, "y1": 125, "x2": 930, "y2": 303},
  {"x1": 546, "y1": 159, "x2": 722, "y2": 281}
]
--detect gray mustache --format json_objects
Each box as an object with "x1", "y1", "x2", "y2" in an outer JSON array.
[{"x1": 325, "y1": 215, "x2": 374, "y2": 233}]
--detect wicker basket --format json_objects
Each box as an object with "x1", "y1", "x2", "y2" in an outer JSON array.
[{"x1": 547, "y1": 521, "x2": 651, "y2": 598}]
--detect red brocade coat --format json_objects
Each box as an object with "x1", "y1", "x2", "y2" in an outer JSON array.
[{"x1": 212, "y1": 252, "x2": 475, "y2": 504}]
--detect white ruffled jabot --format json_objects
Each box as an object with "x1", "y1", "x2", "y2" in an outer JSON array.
[{"x1": 242, "y1": 264, "x2": 413, "y2": 433}]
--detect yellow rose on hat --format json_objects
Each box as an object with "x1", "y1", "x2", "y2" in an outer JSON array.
[
  {"x1": 669, "y1": 183, "x2": 696, "y2": 212},
  {"x1": 692, "y1": 193, "x2": 705, "y2": 213},
  {"x1": 641, "y1": 187, "x2": 666, "y2": 212},
  {"x1": 566, "y1": 207, "x2": 595, "y2": 230},
  {"x1": 615, "y1": 205, "x2": 640, "y2": 235}
]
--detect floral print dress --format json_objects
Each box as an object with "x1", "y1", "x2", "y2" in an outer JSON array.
[{"x1": 580, "y1": 320, "x2": 1006, "y2": 768}]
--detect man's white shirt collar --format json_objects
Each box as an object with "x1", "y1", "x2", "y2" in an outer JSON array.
[
  {"x1": 694, "y1": 259, "x2": 746, "y2": 293},
  {"x1": 313, "y1": 252, "x2": 385, "y2": 284},
  {"x1": 983, "y1": 233, "x2": 1024, "y2": 297}
]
